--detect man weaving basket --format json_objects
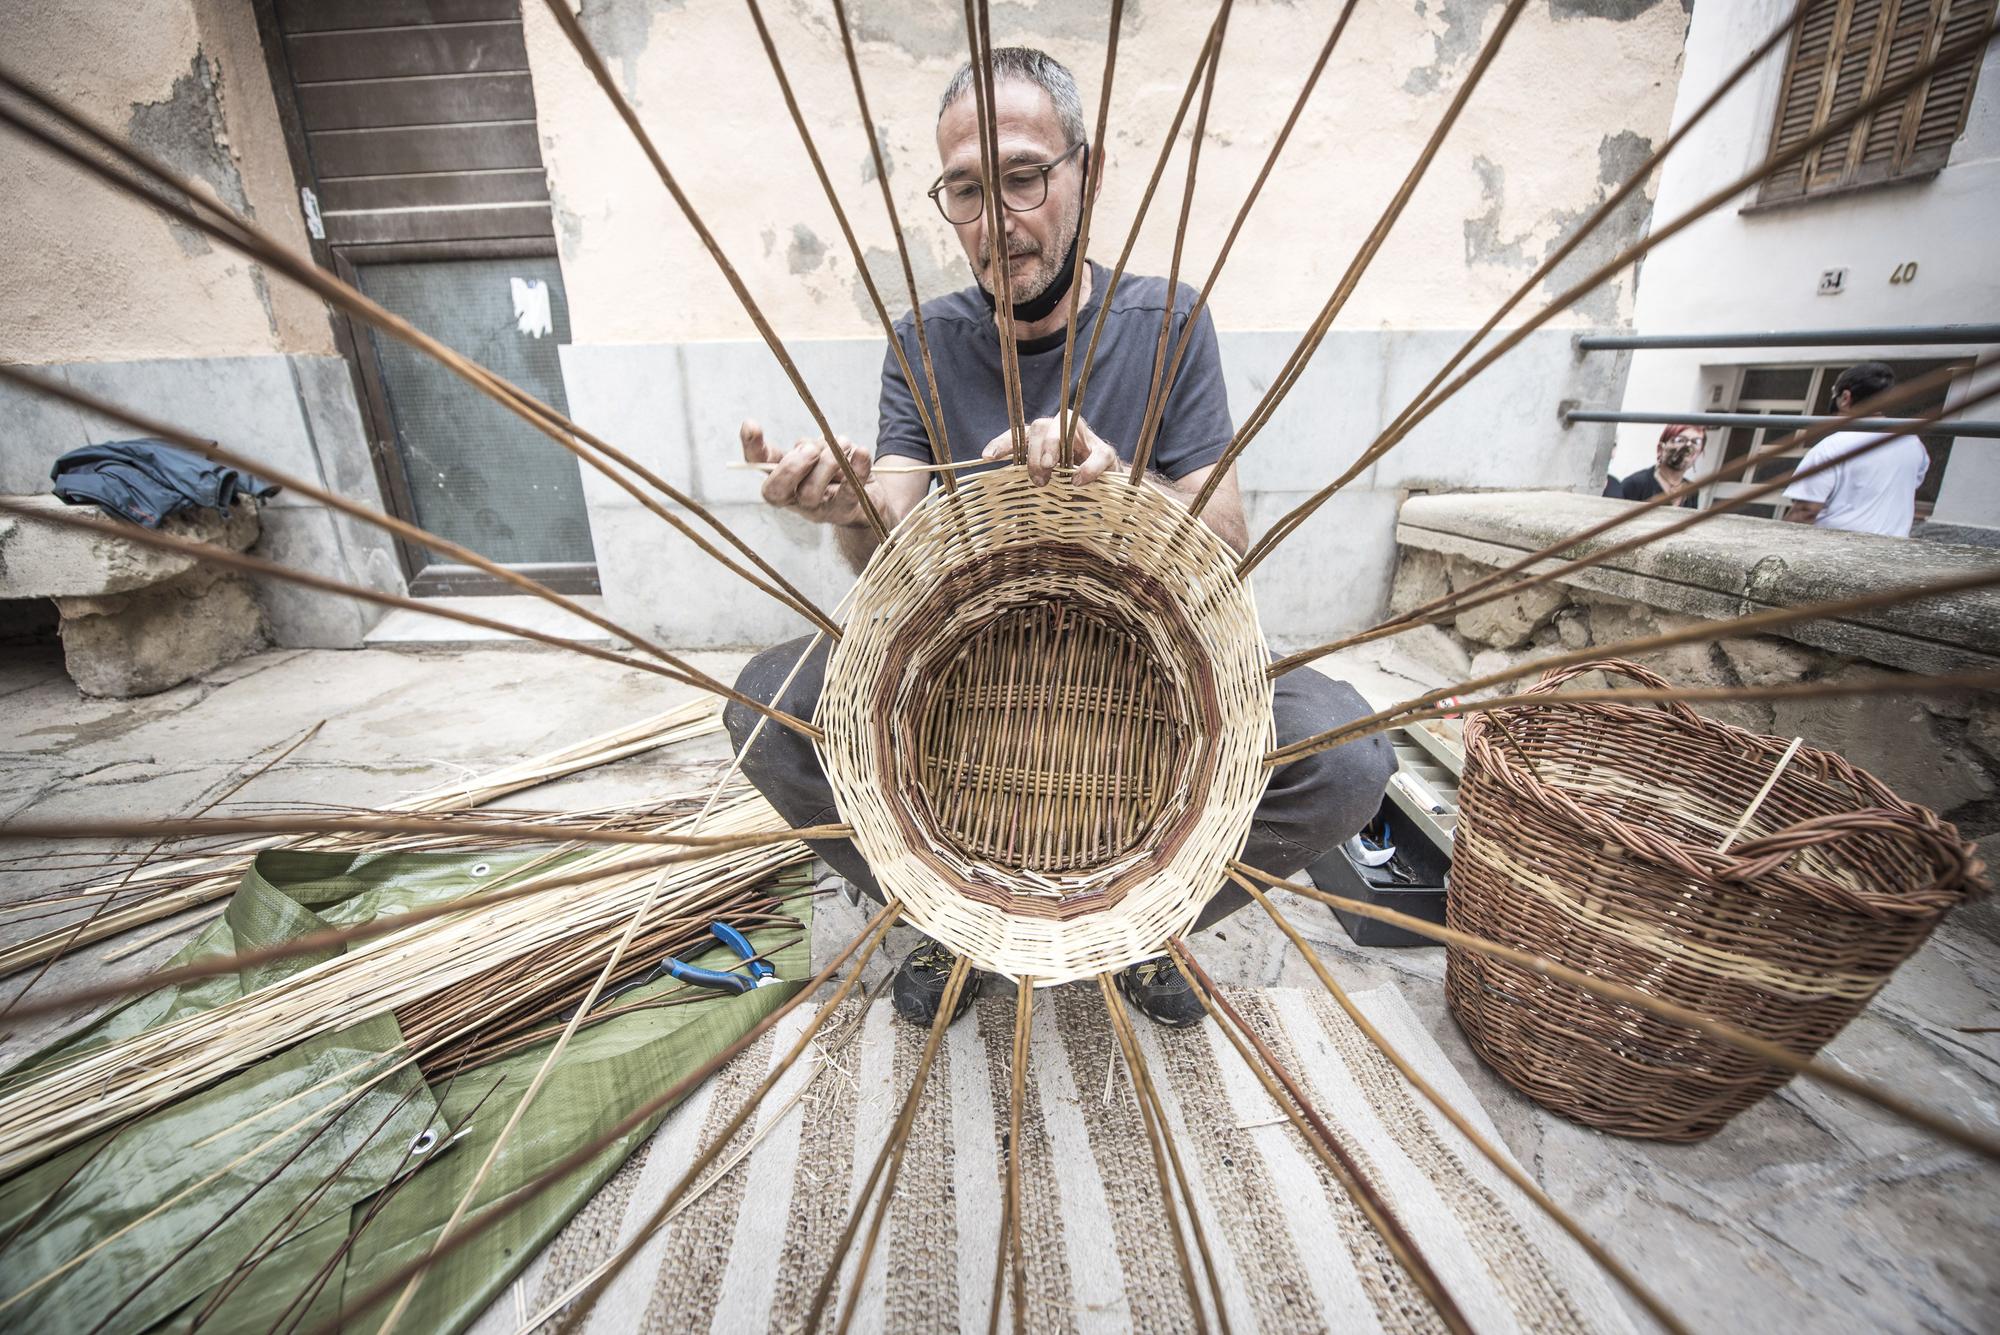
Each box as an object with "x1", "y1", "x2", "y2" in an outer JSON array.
[{"x1": 729, "y1": 46, "x2": 1393, "y2": 1028}]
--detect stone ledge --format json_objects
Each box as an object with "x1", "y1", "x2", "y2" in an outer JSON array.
[
  {"x1": 1396, "y1": 491, "x2": 2000, "y2": 677},
  {"x1": 0, "y1": 494, "x2": 259, "y2": 599}
]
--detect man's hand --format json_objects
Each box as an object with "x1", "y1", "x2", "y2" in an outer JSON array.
[
  {"x1": 979, "y1": 414, "x2": 1118, "y2": 486},
  {"x1": 741, "y1": 419, "x2": 875, "y2": 527}
]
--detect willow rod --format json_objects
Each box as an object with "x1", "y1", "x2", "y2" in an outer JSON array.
[
  {"x1": 1293, "y1": 355, "x2": 1997, "y2": 666},
  {"x1": 531, "y1": 0, "x2": 885, "y2": 543},
  {"x1": 0, "y1": 497, "x2": 821, "y2": 740},
  {"x1": 1129, "y1": 0, "x2": 1233, "y2": 483},
  {"x1": 988, "y1": 975, "x2": 1034, "y2": 1335},
  {"x1": 0, "y1": 72, "x2": 839, "y2": 636},
  {"x1": 1233, "y1": 882, "x2": 1691, "y2": 1335},
  {"x1": 309, "y1": 902, "x2": 903, "y2": 1335},
  {"x1": 1266, "y1": 567, "x2": 2000, "y2": 764},
  {"x1": 1191, "y1": 0, "x2": 1529, "y2": 514},
  {"x1": 1229, "y1": 864, "x2": 2000, "y2": 1163},
  {"x1": 963, "y1": 0, "x2": 1027, "y2": 461},
  {"x1": 551, "y1": 906, "x2": 902, "y2": 1333},
  {"x1": 1064, "y1": 5, "x2": 1229, "y2": 453},
  {"x1": 0, "y1": 364, "x2": 779, "y2": 707},
  {"x1": 1055, "y1": 0, "x2": 1124, "y2": 458},
  {"x1": 741, "y1": 0, "x2": 945, "y2": 471},
  {"x1": 1234, "y1": 18, "x2": 2000, "y2": 566},
  {"x1": 832, "y1": 0, "x2": 957, "y2": 489},
  {"x1": 1131, "y1": 0, "x2": 1361, "y2": 478},
  {"x1": 1166, "y1": 943, "x2": 1473, "y2": 1333},
  {"x1": 1098, "y1": 974, "x2": 1222, "y2": 1335}
]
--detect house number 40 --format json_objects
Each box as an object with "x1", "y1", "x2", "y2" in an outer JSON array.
[{"x1": 1890, "y1": 261, "x2": 1919, "y2": 284}]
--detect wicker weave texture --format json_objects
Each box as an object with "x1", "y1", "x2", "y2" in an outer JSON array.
[
  {"x1": 1445, "y1": 659, "x2": 1981, "y2": 1142},
  {"x1": 818, "y1": 470, "x2": 1274, "y2": 982}
]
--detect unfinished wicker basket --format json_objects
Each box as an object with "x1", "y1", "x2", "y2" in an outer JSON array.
[
  {"x1": 1446, "y1": 658, "x2": 1982, "y2": 1142},
  {"x1": 818, "y1": 468, "x2": 1274, "y2": 983}
]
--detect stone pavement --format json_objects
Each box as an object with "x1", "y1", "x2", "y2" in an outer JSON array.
[{"x1": 1, "y1": 640, "x2": 1995, "y2": 1332}]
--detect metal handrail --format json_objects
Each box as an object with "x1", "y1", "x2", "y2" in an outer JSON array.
[
  {"x1": 1563, "y1": 408, "x2": 2000, "y2": 438},
  {"x1": 1574, "y1": 323, "x2": 2000, "y2": 352}
]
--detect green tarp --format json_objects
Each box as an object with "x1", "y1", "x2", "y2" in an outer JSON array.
[{"x1": 0, "y1": 846, "x2": 810, "y2": 1334}]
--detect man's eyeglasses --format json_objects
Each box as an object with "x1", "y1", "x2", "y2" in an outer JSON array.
[{"x1": 928, "y1": 142, "x2": 1085, "y2": 225}]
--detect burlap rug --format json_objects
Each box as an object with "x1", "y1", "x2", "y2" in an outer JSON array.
[{"x1": 472, "y1": 985, "x2": 1635, "y2": 1334}]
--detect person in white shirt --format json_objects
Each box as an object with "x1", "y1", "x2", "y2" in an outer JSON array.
[{"x1": 1783, "y1": 362, "x2": 1929, "y2": 538}]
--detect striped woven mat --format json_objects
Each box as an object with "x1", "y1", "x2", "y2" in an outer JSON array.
[{"x1": 474, "y1": 985, "x2": 1635, "y2": 1335}]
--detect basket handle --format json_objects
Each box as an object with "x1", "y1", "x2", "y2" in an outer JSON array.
[{"x1": 1518, "y1": 657, "x2": 1706, "y2": 727}]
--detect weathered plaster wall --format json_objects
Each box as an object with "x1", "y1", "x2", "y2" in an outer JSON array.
[
  {"x1": 0, "y1": 0, "x2": 332, "y2": 362},
  {"x1": 1611, "y1": 0, "x2": 2000, "y2": 529},
  {"x1": 525, "y1": 0, "x2": 1688, "y2": 342}
]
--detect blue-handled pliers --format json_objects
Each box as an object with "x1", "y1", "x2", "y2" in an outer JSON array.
[{"x1": 661, "y1": 922, "x2": 779, "y2": 995}]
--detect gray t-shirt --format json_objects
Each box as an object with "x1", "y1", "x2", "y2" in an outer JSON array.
[{"x1": 876, "y1": 261, "x2": 1233, "y2": 482}]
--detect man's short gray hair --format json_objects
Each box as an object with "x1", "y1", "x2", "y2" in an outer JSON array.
[{"x1": 938, "y1": 47, "x2": 1087, "y2": 148}]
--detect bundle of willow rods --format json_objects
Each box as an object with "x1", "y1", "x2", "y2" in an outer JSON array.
[
  {"x1": 0, "y1": 698, "x2": 726, "y2": 979},
  {"x1": 0, "y1": 791, "x2": 806, "y2": 1177},
  {"x1": 399, "y1": 868, "x2": 808, "y2": 1076}
]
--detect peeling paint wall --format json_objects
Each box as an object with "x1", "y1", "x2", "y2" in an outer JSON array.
[
  {"x1": 0, "y1": 0, "x2": 331, "y2": 363},
  {"x1": 1612, "y1": 0, "x2": 2000, "y2": 532},
  {"x1": 524, "y1": 0, "x2": 1688, "y2": 343}
]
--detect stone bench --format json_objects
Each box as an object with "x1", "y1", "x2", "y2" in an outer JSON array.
[{"x1": 0, "y1": 495, "x2": 267, "y2": 697}]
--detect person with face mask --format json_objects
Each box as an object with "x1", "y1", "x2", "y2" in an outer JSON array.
[
  {"x1": 1617, "y1": 424, "x2": 1705, "y2": 505},
  {"x1": 725, "y1": 47, "x2": 1396, "y2": 1032}
]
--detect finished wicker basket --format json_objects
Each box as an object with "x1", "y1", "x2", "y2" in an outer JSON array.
[{"x1": 1446, "y1": 659, "x2": 1983, "y2": 1142}]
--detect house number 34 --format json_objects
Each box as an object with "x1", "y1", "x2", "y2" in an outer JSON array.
[{"x1": 1890, "y1": 261, "x2": 1919, "y2": 284}]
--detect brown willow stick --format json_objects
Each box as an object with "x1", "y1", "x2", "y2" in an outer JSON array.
[
  {"x1": 530, "y1": 1, "x2": 887, "y2": 543},
  {"x1": 1190, "y1": 0, "x2": 1529, "y2": 516},
  {"x1": 1232, "y1": 877, "x2": 1691, "y2": 1335},
  {"x1": 0, "y1": 74, "x2": 839, "y2": 637},
  {"x1": 1097, "y1": 973, "x2": 1222, "y2": 1335},
  {"x1": 0, "y1": 830, "x2": 829, "y2": 1026},
  {"x1": 1233, "y1": 17, "x2": 2000, "y2": 566},
  {"x1": 1166, "y1": 943, "x2": 1473, "y2": 1334},
  {"x1": 1296, "y1": 355, "x2": 1996, "y2": 665},
  {"x1": 805, "y1": 956, "x2": 974, "y2": 1335},
  {"x1": 1065, "y1": 5, "x2": 1228, "y2": 456},
  {"x1": 1228, "y1": 863, "x2": 2000, "y2": 1163},
  {"x1": 0, "y1": 496, "x2": 819, "y2": 740},
  {"x1": 2, "y1": 720, "x2": 322, "y2": 1017},
  {"x1": 1266, "y1": 566, "x2": 2000, "y2": 764},
  {"x1": 963, "y1": 0, "x2": 1026, "y2": 461},
  {"x1": 987, "y1": 975, "x2": 1033, "y2": 1335},
  {"x1": 551, "y1": 906, "x2": 901, "y2": 1333},
  {"x1": 0, "y1": 812, "x2": 846, "y2": 854},
  {"x1": 1130, "y1": 0, "x2": 1360, "y2": 478},
  {"x1": 742, "y1": 0, "x2": 944, "y2": 470},
  {"x1": 1128, "y1": 0, "x2": 1232, "y2": 483},
  {"x1": 831, "y1": 0, "x2": 956, "y2": 489},
  {"x1": 307, "y1": 902, "x2": 902, "y2": 1335},
  {"x1": 0, "y1": 365, "x2": 771, "y2": 701},
  {"x1": 1055, "y1": 0, "x2": 1124, "y2": 457}
]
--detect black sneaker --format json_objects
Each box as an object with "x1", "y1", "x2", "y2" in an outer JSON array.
[
  {"x1": 890, "y1": 940, "x2": 980, "y2": 1027},
  {"x1": 1115, "y1": 957, "x2": 1206, "y2": 1028}
]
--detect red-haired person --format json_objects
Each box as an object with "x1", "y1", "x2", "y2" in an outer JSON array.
[{"x1": 1617, "y1": 424, "x2": 1704, "y2": 505}]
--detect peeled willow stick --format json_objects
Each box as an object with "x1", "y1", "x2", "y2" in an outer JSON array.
[
  {"x1": 1128, "y1": 0, "x2": 1231, "y2": 483},
  {"x1": 1294, "y1": 357, "x2": 1999, "y2": 664},
  {"x1": 831, "y1": 0, "x2": 956, "y2": 488},
  {"x1": 1232, "y1": 18, "x2": 1999, "y2": 565},
  {"x1": 1166, "y1": 943, "x2": 1472, "y2": 1333},
  {"x1": 1228, "y1": 880, "x2": 1691, "y2": 1335},
  {"x1": 1129, "y1": 0, "x2": 1359, "y2": 475},
  {"x1": 549, "y1": 905, "x2": 903, "y2": 1333},
  {"x1": 1228, "y1": 863, "x2": 2000, "y2": 1163},
  {"x1": 0, "y1": 364, "x2": 750, "y2": 696},
  {"x1": 0, "y1": 74, "x2": 839, "y2": 637},
  {"x1": 1266, "y1": 567, "x2": 2000, "y2": 764},
  {"x1": 532, "y1": 0, "x2": 885, "y2": 543},
  {"x1": 1098, "y1": 974, "x2": 1224, "y2": 1335},
  {"x1": 801, "y1": 957, "x2": 973, "y2": 1335},
  {"x1": 1194, "y1": 0, "x2": 1528, "y2": 507},
  {"x1": 0, "y1": 497, "x2": 821, "y2": 739}
]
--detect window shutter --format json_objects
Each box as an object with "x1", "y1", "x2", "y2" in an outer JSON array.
[
  {"x1": 1906, "y1": 0, "x2": 1993, "y2": 172},
  {"x1": 1763, "y1": 1, "x2": 1844, "y2": 203},
  {"x1": 1805, "y1": 0, "x2": 1887, "y2": 191},
  {"x1": 1853, "y1": 0, "x2": 1933, "y2": 183}
]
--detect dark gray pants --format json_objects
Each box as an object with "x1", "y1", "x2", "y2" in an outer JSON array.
[{"x1": 725, "y1": 635, "x2": 1395, "y2": 933}]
